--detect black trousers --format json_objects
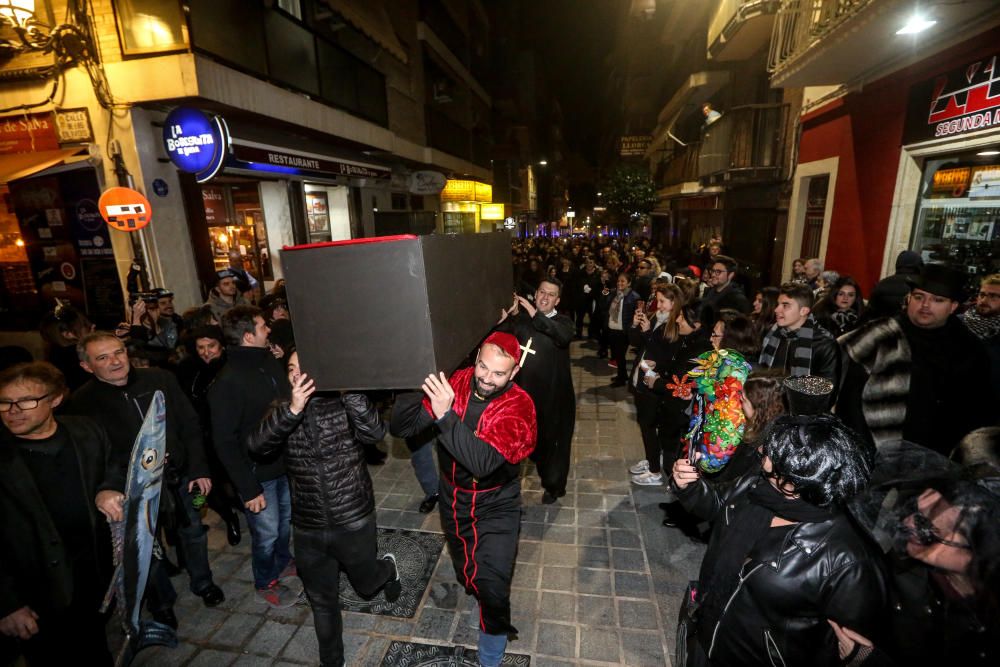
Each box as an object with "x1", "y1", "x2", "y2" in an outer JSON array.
[
  {"x1": 634, "y1": 392, "x2": 688, "y2": 474},
  {"x1": 440, "y1": 479, "x2": 521, "y2": 636},
  {"x1": 575, "y1": 299, "x2": 597, "y2": 338},
  {"x1": 608, "y1": 329, "x2": 629, "y2": 381},
  {"x1": 294, "y1": 514, "x2": 394, "y2": 667},
  {"x1": 535, "y1": 424, "x2": 574, "y2": 496}
]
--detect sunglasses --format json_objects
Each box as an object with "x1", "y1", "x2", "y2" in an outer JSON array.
[{"x1": 906, "y1": 510, "x2": 971, "y2": 550}]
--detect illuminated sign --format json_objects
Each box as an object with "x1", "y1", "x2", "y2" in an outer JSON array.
[
  {"x1": 481, "y1": 203, "x2": 505, "y2": 220},
  {"x1": 441, "y1": 180, "x2": 492, "y2": 202},
  {"x1": 904, "y1": 54, "x2": 1000, "y2": 144},
  {"x1": 163, "y1": 107, "x2": 230, "y2": 182},
  {"x1": 930, "y1": 167, "x2": 971, "y2": 197}
]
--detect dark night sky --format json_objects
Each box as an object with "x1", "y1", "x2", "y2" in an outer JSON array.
[{"x1": 527, "y1": 0, "x2": 622, "y2": 170}]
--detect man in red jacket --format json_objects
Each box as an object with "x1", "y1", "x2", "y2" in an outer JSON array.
[{"x1": 391, "y1": 332, "x2": 536, "y2": 667}]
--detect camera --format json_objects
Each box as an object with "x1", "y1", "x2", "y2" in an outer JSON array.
[{"x1": 128, "y1": 291, "x2": 159, "y2": 306}]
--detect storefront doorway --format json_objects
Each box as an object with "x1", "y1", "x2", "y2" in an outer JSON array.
[{"x1": 200, "y1": 179, "x2": 273, "y2": 297}]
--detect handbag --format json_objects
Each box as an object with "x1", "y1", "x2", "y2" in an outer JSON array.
[{"x1": 676, "y1": 580, "x2": 701, "y2": 667}]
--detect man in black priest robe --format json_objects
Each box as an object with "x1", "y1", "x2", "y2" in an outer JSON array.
[
  {"x1": 390, "y1": 332, "x2": 536, "y2": 667},
  {"x1": 497, "y1": 277, "x2": 576, "y2": 504}
]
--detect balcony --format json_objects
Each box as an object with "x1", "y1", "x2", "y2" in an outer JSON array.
[
  {"x1": 698, "y1": 103, "x2": 788, "y2": 185},
  {"x1": 708, "y1": 0, "x2": 780, "y2": 62},
  {"x1": 655, "y1": 141, "x2": 702, "y2": 191},
  {"x1": 768, "y1": 0, "x2": 1000, "y2": 88}
]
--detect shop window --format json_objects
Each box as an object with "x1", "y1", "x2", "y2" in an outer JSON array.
[
  {"x1": 113, "y1": 0, "x2": 188, "y2": 56},
  {"x1": 911, "y1": 151, "x2": 1000, "y2": 289},
  {"x1": 203, "y1": 184, "x2": 273, "y2": 292}
]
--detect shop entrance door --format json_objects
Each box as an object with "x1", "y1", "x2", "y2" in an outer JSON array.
[{"x1": 800, "y1": 175, "x2": 829, "y2": 259}]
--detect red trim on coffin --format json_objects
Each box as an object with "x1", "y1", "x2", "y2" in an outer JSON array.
[
  {"x1": 423, "y1": 366, "x2": 536, "y2": 464},
  {"x1": 282, "y1": 234, "x2": 417, "y2": 251}
]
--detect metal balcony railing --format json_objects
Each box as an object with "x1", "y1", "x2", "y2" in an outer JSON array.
[
  {"x1": 655, "y1": 141, "x2": 702, "y2": 189},
  {"x1": 768, "y1": 0, "x2": 874, "y2": 74},
  {"x1": 698, "y1": 103, "x2": 789, "y2": 185}
]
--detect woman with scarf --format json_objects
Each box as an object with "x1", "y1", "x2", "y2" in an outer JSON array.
[
  {"x1": 813, "y1": 276, "x2": 865, "y2": 337},
  {"x1": 671, "y1": 414, "x2": 886, "y2": 667}
]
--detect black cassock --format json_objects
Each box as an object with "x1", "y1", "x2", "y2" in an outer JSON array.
[{"x1": 500, "y1": 309, "x2": 576, "y2": 496}]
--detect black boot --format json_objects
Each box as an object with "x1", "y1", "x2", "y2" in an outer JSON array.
[{"x1": 226, "y1": 514, "x2": 242, "y2": 546}]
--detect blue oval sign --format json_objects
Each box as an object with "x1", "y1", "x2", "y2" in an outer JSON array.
[{"x1": 163, "y1": 107, "x2": 224, "y2": 176}]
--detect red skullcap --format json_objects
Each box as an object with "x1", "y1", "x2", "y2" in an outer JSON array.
[
  {"x1": 483, "y1": 332, "x2": 522, "y2": 365},
  {"x1": 688, "y1": 265, "x2": 702, "y2": 279}
]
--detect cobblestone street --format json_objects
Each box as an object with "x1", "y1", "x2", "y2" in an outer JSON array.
[{"x1": 136, "y1": 340, "x2": 705, "y2": 666}]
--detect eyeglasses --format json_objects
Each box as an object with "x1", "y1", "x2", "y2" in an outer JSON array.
[
  {"x1": 906, "y1": 509, "x2": 971, "y2": 550},
  {"x1": 0, "y1": 393, "x2": 52, "y2": 413},
  {"x1": 708, "y1": 268, "x2": 727, "y2": 276}
]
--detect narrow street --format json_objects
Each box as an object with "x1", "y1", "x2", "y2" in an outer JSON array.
[{"x1": 136, "y1": 339, "x2": 705, "y2": 666}]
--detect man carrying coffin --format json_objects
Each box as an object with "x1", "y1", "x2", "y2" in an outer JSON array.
[
  {"x1": 497, "y1": 278, "x2": 576, "y2": 504},
  {"x1": 390, "y1": 332, "x2": 536, "y2": 667}
]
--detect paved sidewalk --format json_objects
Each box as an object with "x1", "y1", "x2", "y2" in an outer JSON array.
[{"x1": 135, "y1": 340, "x2": 705, "y2": 666}]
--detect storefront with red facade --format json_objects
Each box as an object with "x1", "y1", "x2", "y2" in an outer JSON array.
[{"x1": 783, "y1": 26, "x2": 1000, "y2": 293}]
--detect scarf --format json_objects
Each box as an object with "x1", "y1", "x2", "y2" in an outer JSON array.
[
  {"x1": 758, "y1": 316, "x2": 816, "y2": 376},
  {"x1": 610, "y1": 289, "x2": 626, "y2": 326},
  {"x1": 699, "y1": 478, "x2": 838, "y2": 633}
]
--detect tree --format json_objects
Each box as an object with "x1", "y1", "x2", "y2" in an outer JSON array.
[{"x1": 602, "y1": 165, "x2": 655, "y2": 226}]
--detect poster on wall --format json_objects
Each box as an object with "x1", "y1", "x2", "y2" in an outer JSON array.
[
  {"x1": 9, "y1": 170, "x2": 123, "y2": 327},
  {"x1": 969, "y1": 166, "x2": 1000, "y2": 200}
]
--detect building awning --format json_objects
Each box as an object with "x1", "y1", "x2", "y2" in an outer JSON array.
[
  {"x1": 0, "y1": 147, "x2": 89, "y2": 184},
  {"x1": 320, "y1": 0, "x2": 408, "y2": 64}
]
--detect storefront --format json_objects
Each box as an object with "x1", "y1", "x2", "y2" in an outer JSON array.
[
  {"x1": 0, "y1": 111, "x2": 125, "y2": 330},
  {"x1": 440, "y1": 179, "x2": 495, "y2": 233},
  {"x1": 787, "y1": 27, "x2": 1000, "y2": 291}
]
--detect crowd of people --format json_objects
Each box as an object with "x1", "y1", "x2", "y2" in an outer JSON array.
[{"x1": 0, "y1": 234, "x2": 998, "y2": 666}]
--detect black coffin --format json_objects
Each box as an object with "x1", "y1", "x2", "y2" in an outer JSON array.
[{"x1": 281, "y1": 233, "x2": 513, "y2": 390}]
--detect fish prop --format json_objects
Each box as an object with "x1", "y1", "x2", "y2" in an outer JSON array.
[
  {"x1": 670, "y1": 349, "x2": 752, "y2": 473},
  {"x1": 100, "y1": 390, "x2": 177, "y2": 665}
]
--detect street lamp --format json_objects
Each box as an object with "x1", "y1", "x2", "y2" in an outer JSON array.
[{"x1": 538, "y1": 160, "x2": 547, "y2": 166}]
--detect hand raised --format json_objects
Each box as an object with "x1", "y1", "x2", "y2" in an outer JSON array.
[
  {"x1": 422, "y1": 372, "x2": 455, "y2": 419},
  {"x1": 290, "y1": 372, "x2": 316, "y2": 415}
]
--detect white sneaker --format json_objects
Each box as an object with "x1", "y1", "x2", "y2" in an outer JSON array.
[
  {"x1": 631, "y1": 471, "x2": 663, "y2": 486},
  {"x1": 629, "y1": 459, "x2": 650, "y2": 475}
]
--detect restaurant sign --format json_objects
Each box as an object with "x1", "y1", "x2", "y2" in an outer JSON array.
[
  {"x1": 904, "y1": 53, "x2": 1000, "y2": 144},
  {"x1": 230, "y1": 143, "x2": 391, "y2": 180},
  {"x1": 163, "y1": 107, "x2": 230, "y2": 182}
]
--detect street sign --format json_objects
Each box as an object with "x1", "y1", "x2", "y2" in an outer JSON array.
[{"x1": 99, "y1": 187, "x2": 152, "y2": 232}]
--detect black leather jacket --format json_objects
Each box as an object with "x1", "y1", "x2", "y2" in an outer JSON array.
[
  {"x1": 677, "y1": 473, "x2": 887, "y2": 667},
  {"x1": 247, "y1": 393, "x2": 385, "y2": 529}
]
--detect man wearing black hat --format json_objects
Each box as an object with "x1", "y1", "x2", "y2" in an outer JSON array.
[
  {"x1": 864, "y1": 250, "x2": 923, "y2": 322},
  {"x1": 837, "y1": 264, "x2": 994, "y2": 455},
  {"x1": 205, "y1": 269, "x2": 250, "y2": 322}
]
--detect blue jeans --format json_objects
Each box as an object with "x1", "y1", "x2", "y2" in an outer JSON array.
[
  {"x1": 409, "y1": 440, "x2": 439, "y2": 498},
  {"x1": 244, "y1": 476, "x2": 293, "y2": 589},
  {"x1": 176, "y1": 476, "x2": 214, "y2": 593},
  {"x1": 478, "y1": 631, "x2": 508, "y2": 667}
]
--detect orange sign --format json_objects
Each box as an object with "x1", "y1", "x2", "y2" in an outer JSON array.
[{"x1": 98, "y1": 187, "x2": 152, "y2": 232}]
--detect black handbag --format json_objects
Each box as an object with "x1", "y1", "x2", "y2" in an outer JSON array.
[{"x1": 676, "y1": 580, "x2": 701, "y2": 667}]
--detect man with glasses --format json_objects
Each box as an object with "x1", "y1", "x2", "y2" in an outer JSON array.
[
  {"x1": 699, "y1": 255, "x2": 751, "y2": 322},
  {"x1": 960, "y1": 273, "x2": 1000, "y2": 395},
  {"x1": 0, "y1": 362, "x2": 117, "y2": 664}
]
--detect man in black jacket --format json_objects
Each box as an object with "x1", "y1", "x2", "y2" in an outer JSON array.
[
  {"x1": 70, "y1": 331, "x2": 223, "y2": 623},
  {"x1": 248, "y1": 351, "x2": 400, "y2": 667},
  {"x1": 575, "y1": 256, "x2": 602, "y2": 339},
  {"x1": 838, "y1": 265, "x2": 994, "y2": 454},
  {"x1": 758, "y1": 283, "x2": 840, "y2": 393},
  {"x1": 0, "y1": 362, "x2": 116, "y2": 665},
  {"x1": 700, "y1": 254, "x2": 751, "y2": 321},
  {"x1": 209, "y1": 306, "x2": 296, "y2": 608}
]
